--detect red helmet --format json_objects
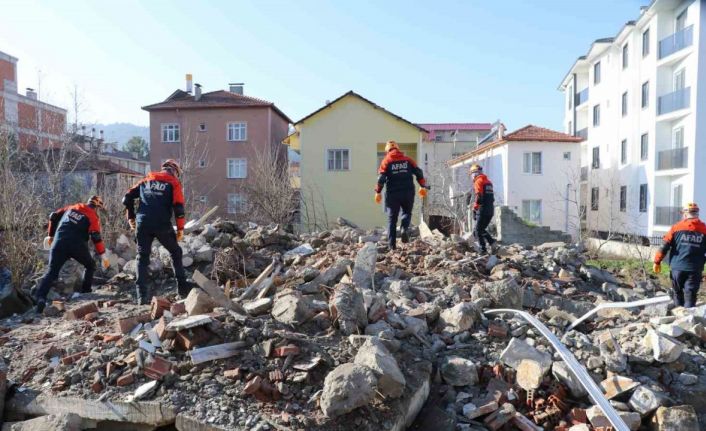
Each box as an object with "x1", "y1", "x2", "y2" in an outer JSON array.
[
  {"x1": 87, "y1": 195, "x2": 105, "y2": 210},
  {"x1": 161, "y1": 159, "x2": 182, "y2": 177}
]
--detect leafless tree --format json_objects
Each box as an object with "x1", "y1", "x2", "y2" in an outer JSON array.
[
  {"x1": 299, "y1": 184, "x2": 330, "y2": 233},
  {"x1": 176, "y1": 125, "x2": 215, "y2": 218}
]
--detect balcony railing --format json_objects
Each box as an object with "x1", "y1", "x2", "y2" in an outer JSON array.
[
  {"x1": 657, "y1": 87, "x2": 690, "y2": 115},
  {"x1": 659, "y1": 25, "x2": 693, "y2": 59},
  {"x1": 575, "y1": 128, "x2": 588, "y2": 140},
  {"x1": 575, "y1": 88, "x2": 589, "y2": 106},
  {"x1": 580, "y1": 166, "x2": 588, "y2": 181},
  {"x1": 655, "y1": 206, "x2": 682, "y2": 226},
  {"x1": 657, "y1": 147, "x2": 688, "y2": 170}
]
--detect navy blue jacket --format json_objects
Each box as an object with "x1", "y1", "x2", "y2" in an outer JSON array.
[
  {"x1": 123, "y1": 171, "x2": 185, "y2": 230},
  {"x1": 655, "y1": 218, "x2": 706, "y2": 272},
  {"x1": 375, "y1": 149, "x2": 426, "y2": 198},
  {"x1": 48, "y1": 203, "x2": 105, "y2": 254}
]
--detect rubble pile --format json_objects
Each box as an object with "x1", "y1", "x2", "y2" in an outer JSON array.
[{"x1": 0, "y1": 221, "x2": 703, "y2": 430}]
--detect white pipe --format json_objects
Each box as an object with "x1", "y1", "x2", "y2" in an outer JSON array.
[
  {"x1": 566, "y1": 295, "x2": 672, "y2": 331},
  {"x1": 485, "y1": 308, "x2": 630, "y2": 431}
]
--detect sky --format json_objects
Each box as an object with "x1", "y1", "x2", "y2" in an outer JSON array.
[{"x1": 1, "y1": 0, "x2": 648, "y2": 131}]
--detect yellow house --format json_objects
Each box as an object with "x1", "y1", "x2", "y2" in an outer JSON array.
[{"x1": 283, "y1": 91, "x2": 428, "y2": 230}]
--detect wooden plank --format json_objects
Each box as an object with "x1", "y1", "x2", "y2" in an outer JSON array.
[
  {"x1": 184, "y1": 206, "x2": 219, "y2": 233},
  {"x1": 192, "y1": 270, "x2": 245, "y2": 314},
  {"x1": 6, "y1": 390, "x2": 177, "y2": 426},
  {"x1": 255, "y1": 265, "x2": 281, "y2": 299},
  {"x1": 237, "y1": 261, "x2": 274, "y2": 301},
  {"x1": 189, "y1": 342, "x2": 248, "y2": 365},
  {"x1": 166, "y1": 314, "x2": 212, "y2": 331}
]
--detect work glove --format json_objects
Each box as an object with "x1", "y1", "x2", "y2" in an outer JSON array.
[
  {"x1": 44, "y1": 236, "x2": 53, "y2": 249},
  {"x1": 418, "y1": 188, "x2": 428, "y2": 198},
  {"x1": 176, "y1": 230, "x2": 184, "y2": 242},
  {"x1": 128, "y1": 219, "x2": 136, "y2": 231},
  {"x1": 653, "y1": 263, "x2": 661, "y2": 274},
  {"x1": 374, "y1": 193, "x2": 382, "y2": 204},
  {"x1": 101, "y1": 255, "x2": 110, "y2": 270}
]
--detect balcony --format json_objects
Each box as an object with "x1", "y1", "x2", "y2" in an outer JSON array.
[
  {"x1": 657, "y1": 147, "x2": 688, "y2": 170},
  {"x1": 655, "y1": 206, "x2": 682, "y2": 226},
  {"x1": 659, "y1": 25, "x2": 693, "y2": 59},
  {"x1": 657, "y1": 87, "x2": 690, "y2": 116},
  {"x1": 575, "y1": 128, "x2": 588, "y2": 140},
  {"x1": 575, "y1": 88, "x2": 589, "y2": 106},
  {"x1": 580, "y1": 166, "x2": 587, "y2": 182}
]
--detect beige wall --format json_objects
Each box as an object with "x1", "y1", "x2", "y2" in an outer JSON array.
[
  {"x1": 298, "y1": 95, "x2": 423, "y2": 230},
  {"x1": 149, "y1": 106, "x2": 289, "y2": 217}
]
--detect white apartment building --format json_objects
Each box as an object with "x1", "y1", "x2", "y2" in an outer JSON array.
[
  {"x1": 448, "y1": 125, "x2": 582, "y2": 236},
  {"x1": 560, "y1": 0, "x2": 703, "y2": 242}
]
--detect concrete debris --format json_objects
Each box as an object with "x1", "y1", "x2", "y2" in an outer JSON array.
[
  {"x1": 644, "y1": 329, "x2": 684, "y2": 363},
  {"x1": 9, "y1": 413, "x2": 83, "y2": 431},
  {"x1": 629, "y1": 385, "x2": 668, "y2": 416},
  {"x1": 329, "y1": 283, "x2": 367, "y2": 336},
  {"x1": 650, "y1": 405, "x2": 700, "y2": 431},
  {"x1": 437, "y1": 301, "x2": 478, "y2": 334},
  {"x1": 353, "y1": 338, "x2": 405, "y2": 398},
  {"x1": 440, "y1": 355, "x2": 478, "y2": 387},
  {"x1": 320, "y1": 363, "x2": 377, "y2": 418},
  {"x1": 499, "y1": 337, "x2": 552, "y2": 374}
]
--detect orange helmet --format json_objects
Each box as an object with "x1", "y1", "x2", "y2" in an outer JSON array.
[
  {"x1": 87, "y1": 195, "x2": 105, "y2": 210},
  {"x1": 470, "y1": 164, "x2": 483, "y2": 174},
  {"x1": 384, "y1": 140, "x2": 399, "y2": 152},
  {"x1": 683, "y1": 202, "x2": 699, "y2": 214},
  {"x1": 161, "y1": 159, "x2": 182, "y2": 177}
]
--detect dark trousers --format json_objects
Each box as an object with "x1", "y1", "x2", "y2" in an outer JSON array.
[
  {"x1": 35, "y1": 241, "x2": 95, "y2": 302},
  {"x1": 670, "y1": 270, "x2": 701, "y2": 308},
  {"x1": 385, "y1": 192, "x2": 414, "y2": 248},
  {"x1": 473, "y1": 208, "x2": 495, "y2": 251},
  {"x1": 136, "y1": 226, "x2": 185, "y2": 290}
]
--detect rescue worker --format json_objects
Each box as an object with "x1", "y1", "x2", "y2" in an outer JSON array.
[
  {"x1": 374, "y1": 141, "x2": 428, "y2": 250},
  {"x1": 466, "y1": 164, "x2": 496, "y2": 254},
  {"x1": 35, "y1": 196, "x2": 109, "y2": 313},
  {"x1": 123, "y1": 159, "x2": 188, "y2": 304},
  {"x1": 653, "y1": 202, "x2": 706, "y2": 308}
]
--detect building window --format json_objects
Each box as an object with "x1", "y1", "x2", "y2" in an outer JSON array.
[
  {"x1": 639, "y1": 184, "x2": 648, "y2": 213},
  {"x1": 592, "y1": 146, "x2": 600, "y2": 169},
  {"x1": 227, "y1": 122, "x2": 247, "y2": 141},
  {"x1": 435, "y1": 133, "x2": 443, "y2": 142},
  {"x1": 594, "y1": 61, "x2": 601, "y2": 84},
  {"x1": 563, "y1": 151, "x2": 571, "y2": 161},
  {"x1": 640, "y1": 133, "x2": 648, "y2": 160},
  {"x1": 227, "y1": 193, "x2": 248, "y2": 214},
  {"x1": 521, "y1": 200, "x2": 542, "y2": 224},
  {"x1": 198, "y1": 159, "x2": 206, "y2": 168},
  {"x1": 161, "y1": 124, "x2": 180, "y2": 143},
  {"x1": 199, "y1": 123, "x2": 207, "y2": 132},
  {"x1": 621, "y1": 139, "x2": 627, "y2": 164},
  {"x1": 641, "y1": 81, "x2": 649, "y2": 109},
  {"x1": 622, "y1": 44, "x2": 629, "y2": 69},
  {"x1": 621, "y1": 92, "x2": 628, "y2": 117},
  {"x1": 327, "y1": 149, "x2": 350, "y2": 171},
  {"x1": 522, "y1": 152, "x2": 542, "y2": 174},
  {"x1": 619, "y1": 186, "x2": 627, "y2": 212},
  {"x1": 591, "y1": 187, "x2": 599, "y2": 211},
  {"x1": 593, "y1": 104, "x2": 600, "y2": 126},
  {"x1": 642, "y1": 29, "x2": 650, "y2": 57},
  {"x1": 673, "y1": 126, "x2": 684, "y2": 148},
  {"x1": 226, "y1": 158, "x2": 247, "y2": 178}
]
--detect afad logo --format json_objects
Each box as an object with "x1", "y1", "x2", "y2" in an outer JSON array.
[
  {"x1": 145, "y1": 181, "x2": 167, "y2": 192},
  {"x1": 67, "y1": 211, "x2": 85, "y2": 224}
]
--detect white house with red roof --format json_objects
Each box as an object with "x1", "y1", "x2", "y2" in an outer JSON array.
[{"x1": 448, "y1": 125, "x2": 582, "y2": 237}]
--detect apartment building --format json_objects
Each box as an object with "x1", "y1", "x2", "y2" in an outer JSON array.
[
  {"x1": 143, "y1": 76, "x2": 291, "y2": 216},
  {"x1": 0, "y1": 50, "x2": 66, "y2": 149},
  {"x1": 560, "y1": 0, "x2": 704, "y2": 241}
]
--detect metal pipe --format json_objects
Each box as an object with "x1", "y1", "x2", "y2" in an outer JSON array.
[
  {"x1": 566, "y1": 296, "x2": 672, "y2": 331},
  {"x1": 485, "y1": 308, "x2": 630, "y2": 431}
]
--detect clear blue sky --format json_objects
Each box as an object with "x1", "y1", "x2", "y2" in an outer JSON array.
[{"x1": 1, "y1": 0, "x2": 647, "y2": 131}]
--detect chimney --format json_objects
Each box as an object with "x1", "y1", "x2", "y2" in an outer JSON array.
[
  {"x1": 26, "y1": 88, "x2": 37, "y2": 100},
  {"x1": 194, "y1": 83, "x2": 202, "y2": 101},
  {"x1": 99, "y1": 130, "x2": 104, "y2": 141},
  {"x1": 229, "y1": 83, "x2": 244, "y2": 95},
  {"x1": 186, "y1": 74, "x2": 193, "y2": 94},
  {"x1": 496, "y1": 124, "x2": 506, "y2": 140}
]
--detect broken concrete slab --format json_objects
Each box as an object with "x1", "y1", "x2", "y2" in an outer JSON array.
[
  {"x1": 9, "y1": 413, "x2": 83, "y2": 431},
  {"x1": 629, "y1": 385, "x2": 668, "y2": 416},
  {"x1": 184, "y1": 288, "x2": 215, "y2": 316},
  {"x1": 329, "y1": 283, "x2": 367, "y2": 336},
  {"x1": 516, "y1": 359, "x2": 544, "y2": 391},
  {"x1": 440, "y1": 356, "x2": 478, "y2": 387},
  {"x1": 437, "y1": 302, "x2": 478, "y2": 334},
  {"x1": 472, "y1": 278, "x2": 522, "y2": 309},
  {"x1": 645, "y1": 329, "x2": 684, "y2": 363},
  {"x1": 499, "y1": 337, "x2": 552, "y2": 374},
  {"x1": 351, "y1": 242, "x2": 377, "y2": 290},
  {"x1": 600, "y1": 375, "x2": 640, "y2": 399},
  {"x1": 354, "y1": 338, "x2": 405, "y2": 398},
  {"x1": 650, "y1": 405, "x2": 700, "y2": 431},
  {"x1": 271, "y1": 290, "x2": 314, "y2": 326},
  {"x1": 242, "y1": 297, "x2": 272, "y2": 316},
  {"x1": 320, "y1": 363, "x2": 377, "y2": 418}
]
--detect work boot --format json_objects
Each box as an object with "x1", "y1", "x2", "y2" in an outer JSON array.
[
  {"x1": 135, "y1": 285, "x2": 149, "y2": 306},
  {"x1": 177, "y1": 278, "x2": 193, "y2": 299},
  {"x1": 400, "y1": 228, "x2": 410, "y2": 244},
  {"x1": 35, "y1": 300, "x2": 46, "y2": 314}
]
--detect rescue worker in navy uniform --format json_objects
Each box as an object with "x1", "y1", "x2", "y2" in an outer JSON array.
[
  {"x1": 653, "y1": 202, "x2": 706, "y2": 308},
  {"x1": 123, "y1": 159, "x2": 189, "y2": 304},
  {"x1": 374, "y1": 141, "x2": 428, "y2": 250},
  {"x1": 34, "y1": 196, "x2": 110, "y2": 313},
  {"x1": 467, "y1": 164, "x2": 496, "y2": 254}
]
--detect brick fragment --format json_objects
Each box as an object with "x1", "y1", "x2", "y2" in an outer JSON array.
[
  {"x1": 150, "y1": 296, "x2": 171, "y2": 320},
  {"x1": 91, "y1": 381, "x2": 104, "y2": 393},
  {"x1": 116, "y1": 372, "x2": 135, "y2": 386},
  {"x1": 61, "y1": 351, "x2": 87, "y2": 365},
  {"x1": 116, "y1": 313, "x2": 151, "y2": 334},
  {"x1": 175, "y1": 326, "x2": 211, "y2": 350},
  {"x1": 224, "y1": 368, "x2": 241, "y2": 379},
  {"x1": 103, "y1": 334, "x2": 121, "y2": 343},
  {"x1": 269, "y1": 369, "x2": 284, "y2": 382},
  {"x1": 170, "y1": 302, "x2": 186, "y2": 316},
  {"x1": 488, "y1": 321, "x2": 508, "y2": 338},
  {"x1": 84, "y1": 312, "x2": 99, "y2": 322},
  {"x1": 243, "y1": 375, "x2": 262, "y2": 394},
  {"x1": 66, "y1": 302, "x2": 99, "y2": 320},
  {"x1": 144, "y1": 356, "x2": 172, "y2": 380},
  {"x1": 273, "y1": 344, "x2": 300, "y2": 357}
]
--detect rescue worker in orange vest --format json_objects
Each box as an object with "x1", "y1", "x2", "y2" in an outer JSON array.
[
  {"x1": 653, "y1": 202, "x2": 706, "y2": 308},
  {"x1": 374, "y1": 141, "x2": 428, "y2": 250},
  {"x1": 35, "y1": 196, "x2": 110, "y2": 313},
  {"x1": 467, "y1": 164, "x2": 496, "y2": 254}
]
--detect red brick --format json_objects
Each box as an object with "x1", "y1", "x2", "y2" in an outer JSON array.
[
  {"x1": 243, "y1": 375, "x2": 262, "y2": 395},
  {"x1": 150, "y1": 296, "x2": 171, "y2": 320},
  {"x1": 91, "y1": 381, "x2": 104, "y2": 393},
  {"x1": 116, "y1": 313, "x2": 151, "y2": 334},
  {"x1": 224, "y1": 368, "x2": 241, "y2": 379},
  {"x1": 269, "y1": 369, "x2": 284, "y2": 382},
  {"x1": 84, "y1": 312, "x2": 99, "y2": 322},
  {"x1": 144, "y1": 356, "x2": 172, "y2": 380},
  {"x1": 52, "y1": 379, "x2": 68, "y2": 392},
  {"x1": 102, "y1": 334, "x2": 121, "y2": 343},
  {"x1": 273, "y1": 344, "x2": 300, "y2": 357},
  {"x1": 175, "y1": 326, "x2": 211, "y2": 350},
  {"x1": 154, "y1": 316, "x2": 174, "y2": 340},
  {"x1": 488, "y1": 322, "x2": 508, "y2": 338},
  {"x1": 66, "y1": 302, "x2": 99, "y2": 320},
  {"x1": 116, "y1": 372, "x2": 135, "y2": 386},
  {"x1": 40, "y1": 344, "x2": 62, "y2": 359},
  {"x1": 51, "y1": 300, "x2": 65, "y2": 311},
  {"x1": 170, "y1": 302, "x2": 186, "y2": 316},
  {"x1": 61, "y1": 351, "x2": 87, "y2": 366}
]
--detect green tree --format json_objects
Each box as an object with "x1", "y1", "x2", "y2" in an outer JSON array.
[{"x1": 124, "y1": 136, "x2": 149, "y2": 159}]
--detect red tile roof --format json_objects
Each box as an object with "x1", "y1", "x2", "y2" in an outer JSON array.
[
  {"x1": 142, "y1": 90, "x2": 292, "y2": 123},
  {"x1": 448, "y1": 125, "x2": 581, "y2": 166},
  {"x1": 417, "y1": 123, "x2": 493, "y2": 131}
]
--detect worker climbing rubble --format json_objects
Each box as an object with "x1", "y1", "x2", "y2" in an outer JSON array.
[
  {"x1": 374, "y1": 140, "x2": 428, "y2": 250},
  {"x1": 466, "y1": 163, "x2": 496, "y2": 254},
  {"x1": 34, "y1": 195, "x2": 109, "y2": 313},
  {"x1": 653, "y1": 202, "x2": 706, "y2": 308},
  {"x1": 123, "y1": 159, "x2": 190, "y2": 304}
]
